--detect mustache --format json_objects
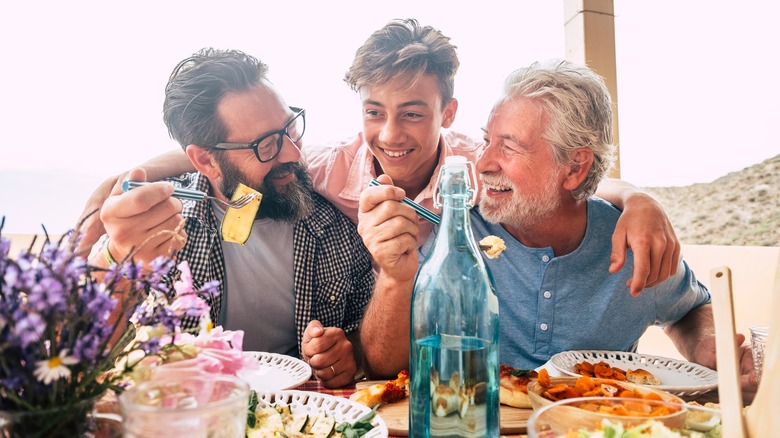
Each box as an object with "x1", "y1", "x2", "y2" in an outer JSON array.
[
  {"x1": 265, "y1": 162, "x2": 302, "y2": 180},
  {"x1": 480, "y1": 172, "x2": 513, "y2": 188}
]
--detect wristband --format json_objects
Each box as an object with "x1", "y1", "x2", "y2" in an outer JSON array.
[{"x1": 103, "y1": 237, "x2": 118, "y2": 266}]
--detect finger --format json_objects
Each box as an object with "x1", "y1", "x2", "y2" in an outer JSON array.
[
  {"x1": 643, "y1": 238, "x2": 665, "y2": 287},
  {"x1": 359, "y1": 184, "x2": 406, "y2": 215},
  {"x1": 609, "y1": 228, "x2": 627, "y2": 274},
  {"x1": 669, "y1": 241, "x2": 681, "y2": 277},
  {"x1": 628, "y1": 249, "x2": 650, "y2": 297}
]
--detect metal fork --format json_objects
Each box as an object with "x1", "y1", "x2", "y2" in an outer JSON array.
[
  {"x1": 122, "y1": 180, "x2": 257, "y2": 209},
  {"x1": 368, "y1": 178, "x2": 493, "y2": 251}
]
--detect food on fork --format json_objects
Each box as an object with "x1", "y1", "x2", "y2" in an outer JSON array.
[
  {"x1": 349, "y1": 370, "x2": 409, "y2": 408},
  {"x1": 479, "y1": 235, "x2": 506, "y2": 259},
  {"x1": 499, "y1": 364, "x2": 539, "y2": 408},
  {"x1": 220, "y1": 183, "x2": 263, "y2": 244}
]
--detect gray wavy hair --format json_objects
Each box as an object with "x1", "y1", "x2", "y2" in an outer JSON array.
[{"x1": 501, "y1": 60, "x2": 616, "y2": 199}]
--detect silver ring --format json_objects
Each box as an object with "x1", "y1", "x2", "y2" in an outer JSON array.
[{"x1": 330, "y1": 365, "x2": 336, "y2": 378}]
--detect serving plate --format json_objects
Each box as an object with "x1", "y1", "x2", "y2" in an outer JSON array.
[
  {"x1": 238, "y1": 352, "x2": 311, "y2": 391},
  {"x1": 550, "y1": 350, "x2": 718, "y2": 396},
  {"x1": 253, "y1": 390, "x2": 388, "y2": 438}
]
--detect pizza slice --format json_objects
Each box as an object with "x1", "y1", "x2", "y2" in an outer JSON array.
[
  {"x1": 349, "y1": 370, "x2": 410, "y2": 408},
  {"x1": 499, "y1": 364, "x2": 538, "y2": 408}
]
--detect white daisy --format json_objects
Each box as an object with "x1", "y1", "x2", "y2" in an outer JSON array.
[{"x1": 34, "y1": 349, "x2": 79, "y2": 385}]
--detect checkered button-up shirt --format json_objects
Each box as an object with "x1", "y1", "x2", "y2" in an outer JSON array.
[{"x1": 164, "y1": 172, "x2": 375, "y2": 357}]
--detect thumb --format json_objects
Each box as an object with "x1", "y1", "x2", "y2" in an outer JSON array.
[
  {"x1": 302, "y1": 320, "x2": 324, "y2": 344},
  {"x1": 376, "y1": 174, "x2": 394, "y2": 186},
  {"x1": 113, "y1": 168, "x2": 148, "y2": 195}
]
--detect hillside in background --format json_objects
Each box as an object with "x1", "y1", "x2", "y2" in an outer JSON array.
[{"x1": 643, "y1": 154, "x2": 779, "y2": 247}]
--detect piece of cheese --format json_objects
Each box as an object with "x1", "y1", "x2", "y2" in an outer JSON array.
[
  {"x1": 220, "y1": 183, "x2": 262, "y2": 244},
  {"x1": 479, "y1": 235, "x2": 506, "y2": 259}
]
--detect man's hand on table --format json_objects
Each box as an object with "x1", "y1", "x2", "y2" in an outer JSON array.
[
  {"x1": 694, "y1": 333, "x2": 758, "y2": 403},
  {"x1": 302, "y1": 320, "x2": 356, "y2": 389}
]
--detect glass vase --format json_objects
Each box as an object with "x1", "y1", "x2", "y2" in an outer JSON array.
[{"x1": 0, "y1": 394, "x2": 120, "y2": 438}]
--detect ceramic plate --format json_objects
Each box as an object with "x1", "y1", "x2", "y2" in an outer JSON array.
[
  {"x1": 238, "y1": 352, "x2": 311, "y2": 391},
  {"x1": 550, "y1": 350, "x2": 718, "y2": 396},
  {"x1": 252, "y1": 390, "x2": 388, "y2": 438}
]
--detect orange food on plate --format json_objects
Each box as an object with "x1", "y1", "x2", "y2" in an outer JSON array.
[
  {"x1": 349, "y1": 370, "x2": 409, "y2": 408},
  {"x1": 538, "y1": 375, "x2": 667, "y2": 405}
]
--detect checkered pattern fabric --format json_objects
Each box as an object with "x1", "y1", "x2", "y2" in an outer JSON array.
[{"x1": 163, "y1": 172, "x2": 375, "y2": 356}]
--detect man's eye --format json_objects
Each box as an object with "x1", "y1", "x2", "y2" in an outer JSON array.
[
  {"x1": 365, "y1": 110, "x2": 381, "y2": 117},
  {"x1": 405, "y1": 112, "x2": 423, "y2": 119},
  {"x1": 257, "y1": 136, "x2": 278, "y2": 152}
]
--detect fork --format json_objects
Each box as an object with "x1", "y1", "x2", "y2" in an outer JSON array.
[
  {"x1": 368, "y1": 178, "x2": 441, "y2": 225},
  {"x1": 367, "y1": 178, "x2": 493, "y2": 251},
  {"x1": 122, "y1": 180, "x2": 257, "y2": 209}
]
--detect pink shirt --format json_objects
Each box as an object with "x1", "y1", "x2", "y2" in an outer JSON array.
[{"x1": 306, "y1": 131, "x2": 483, "y2": 245}]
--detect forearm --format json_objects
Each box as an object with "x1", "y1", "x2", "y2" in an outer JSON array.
[
  {"x1": 664, "y1": 304, "x2": 715, "y2": 366},
  {"x1": 595, "y1": 178, "x2": 645, "y2": 210},
  {"x1": 139, "y1": 149, "x2": 194, "y2": 181},
  {"x1": 361, "y1": 274, "x2": 414, "y2": 379}
]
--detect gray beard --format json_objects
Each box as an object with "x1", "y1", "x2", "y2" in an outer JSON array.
[{"x1": 479, "y1": 172, "x2": 561, "y2": 229}]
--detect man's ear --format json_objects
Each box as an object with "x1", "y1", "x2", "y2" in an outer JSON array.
[
  {"x1": 440, "y1": 98, "x2": 458, "y2": 129},
  {"x1": 186, "y1": 145, "x2": 221, "y2": 180},
  {"x1": 562, "y1": 148, "x2": 594, "y2": 191}
]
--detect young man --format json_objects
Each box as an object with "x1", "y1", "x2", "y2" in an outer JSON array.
[
  {"x1": 357, "y1": 60, "x2": 757, "y2": 399},
  {"x1": 79, "y1": 19, "x2": 678, "y2": 297},
  {"x1": 93, "y1": 48, "x2": 374, "y2": 388}
]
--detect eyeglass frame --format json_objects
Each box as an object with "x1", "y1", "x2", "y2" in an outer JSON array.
[{"x1": 212, "y1": 106, "x2": 305, "y2": 163}]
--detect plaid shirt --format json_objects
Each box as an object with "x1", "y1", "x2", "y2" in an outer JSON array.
[{"x1": 164, "y1": 172, "x2": 374, "y2": 356}]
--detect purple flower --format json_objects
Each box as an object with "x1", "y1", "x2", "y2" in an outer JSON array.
[
  {"x1": 27, "y1": 277, "x2": 67, "y2": 313},
  {"x1": 72, "y1": 333, "x2": 100, "y2": 362},
  {"x1": 14, "y1": 312, "x2": 45, "y2": 348}
]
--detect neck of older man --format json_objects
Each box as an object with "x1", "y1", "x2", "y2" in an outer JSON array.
[{"x1": 501, "y1": 200, "x2": 588, "y2": 257}]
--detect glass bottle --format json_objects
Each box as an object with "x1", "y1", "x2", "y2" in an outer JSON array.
[{"x1": 409, "y1": 155, "x2": 500, "y2": 437}]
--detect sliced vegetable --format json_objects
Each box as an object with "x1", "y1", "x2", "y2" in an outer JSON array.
[{"x1": 221, "y1": 183, "x2": 262, "y2": 244}]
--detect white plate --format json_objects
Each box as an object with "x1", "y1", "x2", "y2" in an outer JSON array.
[
  {"x1": 550, "y1": 350, "x2": 719, "y2": 396},
  {"x1": 238, "y1": 352, "x2": 312, "y2": 391},
  {"x1": 253, "y1": 390, "x2": 388, "y2": 438}
]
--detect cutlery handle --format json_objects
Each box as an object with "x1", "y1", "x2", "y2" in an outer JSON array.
[
  {"x1": 122, "y1": 180, "x2": 207, "y2": 201},
  {"x1": 368, "y1": 178, "x2": 441, "y2": 225}
]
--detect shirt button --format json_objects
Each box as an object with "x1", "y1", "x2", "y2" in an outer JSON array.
[
  {"x1": 540, "y1": 323, "x2": 549, "y2": 331},
  {"x1": 542, "y1": 255, "x2": 550, "y2": 262},
  {"x1": 330, "y1": 295, "x2": 336, "y2": 301},
  {"x1": 543, "y1": 290, "x2": 552, "y2": 299}
]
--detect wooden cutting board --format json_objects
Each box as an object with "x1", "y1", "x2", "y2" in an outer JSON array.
[{"x1": 355, "y1": 381, "x2": 531, "y2": 436}]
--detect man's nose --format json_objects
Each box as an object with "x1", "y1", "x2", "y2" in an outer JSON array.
[
  {"x1": 276, "y1": 134, "x2": 303, "y2": 163},
  {"x1": 378, "y1": 119, "x2": 404, "y2": 144}
]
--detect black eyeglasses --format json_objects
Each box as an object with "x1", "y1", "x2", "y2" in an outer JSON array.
[{"x1": 213, "y1": 107, "x2": 305, "y2": 163}]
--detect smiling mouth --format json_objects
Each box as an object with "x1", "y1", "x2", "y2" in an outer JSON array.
[{"x1": 379, "y1": 147, "x2": 412, "y2": 158}]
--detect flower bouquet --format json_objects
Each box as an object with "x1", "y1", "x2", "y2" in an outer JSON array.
[{"x1": 0, "y1": 218, "x2": 225, "y2": 438}]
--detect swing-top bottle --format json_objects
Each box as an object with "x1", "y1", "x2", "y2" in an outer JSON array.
[{"x1": 409, "y1": 155, "x2": 500, "y2": 437}]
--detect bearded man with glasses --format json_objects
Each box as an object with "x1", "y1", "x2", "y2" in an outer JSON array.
[{"x1": 90, "y1": 48, "x2": 374, "y2": 388}]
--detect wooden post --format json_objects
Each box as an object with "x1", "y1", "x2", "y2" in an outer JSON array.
[{"x1": 564, "y1": 0, "x2": 621, "y2": 178}]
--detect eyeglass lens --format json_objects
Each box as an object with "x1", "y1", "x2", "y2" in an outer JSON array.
[{"x1": 255, "y1": 110, "x2": 305, "y2": 162}]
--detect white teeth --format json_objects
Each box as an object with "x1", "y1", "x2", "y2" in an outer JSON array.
[{"x1": 383, "y1": 149, "x2": 410, "y2": 158}]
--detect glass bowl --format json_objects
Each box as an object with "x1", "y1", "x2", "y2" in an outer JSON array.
[{"x1": 527, "y1": 396, "x2": 721, "y2": 437}]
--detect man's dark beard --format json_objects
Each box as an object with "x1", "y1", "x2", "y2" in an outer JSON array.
[{"x1": 216, "y1": 158, "x2": 313, "y2": 223}]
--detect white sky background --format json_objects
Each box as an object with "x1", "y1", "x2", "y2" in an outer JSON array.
[{"x1": 1, "y1": 1, "x2": 778, "y2": 234}]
